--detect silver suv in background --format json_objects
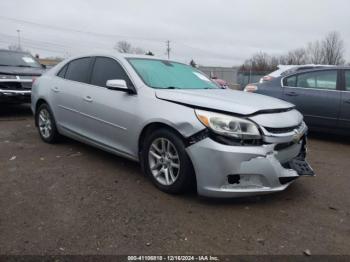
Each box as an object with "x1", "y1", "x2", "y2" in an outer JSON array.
[{"x1": 31, "y1": 53, "x2": 314, "y2": 198}]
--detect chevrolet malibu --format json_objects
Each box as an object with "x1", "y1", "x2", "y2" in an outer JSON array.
[{"x1": 31, "y1": 53, "x2": 314, "y2": 198}]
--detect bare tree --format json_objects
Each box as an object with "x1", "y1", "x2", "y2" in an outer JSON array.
[
  {"x1": 240, "y1": 52, "x2": 277, "y2": 72},
  {"x1": 114, "y1": 41, "x2": 147, "y2": 55},
  {"x1": 115, "y1": 41, "x2": 132, "y2": 53},
  {"x1": 8, "y1": 43, "x2": 22, "y2": 51},
  {"x1": 321, "y1": 31, "x2": 345, "y2": 65},
  {"x1": 251, "y1": 52, "x2": 270, "y2": 70},
  {"x1": 281, "y1": 48, "x2": 308, "y2": 65},
  {"x1": 240, "y1": 31, "x2": 347, "y2": 72},
  {"x1": 269, "y1": 55, "x2": 280, "y2": 69},
  {"x1": 132, "y1": 47, "x2": 145, "y2": 55},
  {"x1": 306, "y1": 41, "x2": 324, "y2": 64}
]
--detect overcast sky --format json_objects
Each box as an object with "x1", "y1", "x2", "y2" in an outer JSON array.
[{"x1": 0, "y1": 0, "x2": 349, "y2": 66}]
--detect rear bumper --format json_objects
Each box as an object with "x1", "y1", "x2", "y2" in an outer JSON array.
[
  {"x1": 0, "y1": 90, "x2": 31, "y2": 103},
  {"x1": 186, "y1": 128, "x2": 313, "y2": 198}
]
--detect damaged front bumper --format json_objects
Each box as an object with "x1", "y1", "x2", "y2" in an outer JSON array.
[{"x1": 186, "y1": 123, "x2": 314, "y2": 198}]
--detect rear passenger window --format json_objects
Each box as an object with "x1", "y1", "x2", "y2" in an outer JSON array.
[
  {"x1": 345, "y1": 71, "x2": 350, "y2": 91},
  {"x1": 284, "y1": 75, "x2": 297, "y2": 87},
  {"x1": 57, "y1": 64, "x2": 68, "y2": 78},
  {"x1": 65, "y1": 57, "x2": 92, "y2": 83},
  {"x1": 297, "y1": 70, "x2": 337, "y2": 90},
  {"x1": 90, "y1": 57, "x2": 133, "y2": 88}
]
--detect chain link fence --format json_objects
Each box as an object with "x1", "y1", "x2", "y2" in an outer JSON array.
[{"x1": 199, "y1": 66, "x2": 271, "y2": 90}]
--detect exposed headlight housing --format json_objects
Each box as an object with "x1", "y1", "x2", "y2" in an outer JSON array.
[{"x1": 195, "y1": 109, "x2": 261, "y2": 140}]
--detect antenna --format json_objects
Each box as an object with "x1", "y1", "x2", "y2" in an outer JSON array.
[
  {"x1": 16, "y1": 29, "x2": 21, "y2": 50},
  {"x1": 166, "y1": 40, "x2": 171, "y2": 59}
]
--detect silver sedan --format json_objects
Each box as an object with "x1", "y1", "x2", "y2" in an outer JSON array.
[{"x1": 31, "y1": 53, "x2": 314, "y2": 198}]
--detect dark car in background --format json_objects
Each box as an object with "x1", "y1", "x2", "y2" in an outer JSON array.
[
  {"x1": 256, "y1": 64, "x2": 332, "y2": 84},
  {"x1": 0, "y1": 49, "x2": 45, "y2": 104},
  {"x1": 244, "y1": 67, "x2": 350, "y2": 134}
]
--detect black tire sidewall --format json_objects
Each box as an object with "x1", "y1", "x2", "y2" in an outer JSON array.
[
  {"x1": 36, "y1": 104, "x2": 59, "y2": 143},
  {"x1": 141, "y1": 128, "x2": 194, "y2": 194}
]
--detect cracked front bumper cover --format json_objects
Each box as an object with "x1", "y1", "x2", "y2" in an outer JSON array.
[{"x1": 186, "y1": 136, "x2": 312, "y2": 198}]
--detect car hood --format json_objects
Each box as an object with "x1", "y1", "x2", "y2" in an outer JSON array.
[
  {"x1": 155, "y1": 89, "x2": 294, "y2": 116},
  {"x1": 0, "y1": 66, "x2": 45, "y2": 76}
]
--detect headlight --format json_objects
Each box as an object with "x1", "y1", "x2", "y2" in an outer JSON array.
[
  {"x1": 195, "y1": 109, "x2": 261, "y2": 140},
  {"x1": 244, "y1": 84, "x2": 258, "y2": 92},
  {"x1": 0, "y1": 74, "x2": 16, "y2": 80}
]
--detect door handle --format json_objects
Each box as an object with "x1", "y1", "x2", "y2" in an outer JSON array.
[
  {"x1": 345, "y1": 99, "x2": 350, "y2": 104},
  {"x1": 84, "y1": 96, "x2": 93, "y2": 102},
  {"x1": 286, "y1": 91, "x2": 298, "y2": 97},
  {"x1": 51, "y1": 86, "x2": 59, "y2": 93}
]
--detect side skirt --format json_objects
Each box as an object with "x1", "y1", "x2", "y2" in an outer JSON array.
[{"x1": 58, "y1": 125, "x2": 139, "y2": 162}]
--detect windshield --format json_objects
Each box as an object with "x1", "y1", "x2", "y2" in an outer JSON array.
[
  {"x1": 0, "y1": 51, "x2": 42, "y2": 68},
  {"x1": 128, "y1": 58, "x2": 219, "y2": 89}
]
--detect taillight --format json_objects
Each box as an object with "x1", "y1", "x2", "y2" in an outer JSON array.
[
  {"x1": 244, "y1": 84, "x2": 258, "y2": 92},
  {"x1": 32, "y1": 77, "x2": 37, "y2": 84},
  {"x1": 261, "y1": 76, "x2": 274, "y2": 82}
]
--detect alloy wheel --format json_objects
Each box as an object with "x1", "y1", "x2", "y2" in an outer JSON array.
[
  {"x1": 148, "y1": 138, "x2": 181, "y2": 186},
  {"x1": 38, "y1": 108, "x2": 52, "y2": 139}
]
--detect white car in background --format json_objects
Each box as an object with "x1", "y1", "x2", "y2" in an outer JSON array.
[{"x1": 259, "y1": 64, "x2": 333, "y2": 83}]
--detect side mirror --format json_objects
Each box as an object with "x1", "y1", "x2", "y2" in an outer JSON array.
[
  {"x1": 106, "y1": 79, "x2": 130, "y2": 92},
  {"x1": 41, "y1": 64, "x2": 47, "y2": 69}
]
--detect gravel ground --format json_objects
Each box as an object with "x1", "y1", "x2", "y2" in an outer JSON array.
[{"x1": 0, "y1": 104, "x2": 349, "y2": 255}]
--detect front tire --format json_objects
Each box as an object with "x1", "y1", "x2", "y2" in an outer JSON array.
[
  {"x1": 36, "y1": 103, "x2": 60, "y2": 143},
  {"x1": 141, "y1": 128, "x2": 194, "y2": 194}
]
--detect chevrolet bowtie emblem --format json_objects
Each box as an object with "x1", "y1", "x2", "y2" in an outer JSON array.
[{"x1": 292, "y1": 129, "x2": 302, "y2": 143}]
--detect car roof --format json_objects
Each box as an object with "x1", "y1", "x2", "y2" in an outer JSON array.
[
  {"x1": 281, "y1": 66, "x2": 350, "y2": 78},
  {"x1": 66, "y1": 51, "x2": 171, "y2": 61},
  {"x1": 47, "y1": 51, "x2": 189, "y2": 76},
  {"x1": 268, "y1": 64, "x2": 334, "y2": 77}
]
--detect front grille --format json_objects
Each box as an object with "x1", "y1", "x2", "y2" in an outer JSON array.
[
  {"x1": 0, "y1": 81, "x2": 32, "y2": 91},
  {"x1": 275, "y1": 135, "x2": 306, "y2": 153},
  {"x1": 264, "y1": 123, "x2": 302, "y2": 134},
  {"x1": 275, "y1": 141, "x2": 295, "y2": 151}
]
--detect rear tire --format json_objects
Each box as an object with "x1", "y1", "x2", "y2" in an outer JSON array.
[
  {"x1": 36, "y1": 103, "x2": 60, "y2": 143},
  {"x1": 141, "y1": 128, "x2": 194, "y2": 194}
]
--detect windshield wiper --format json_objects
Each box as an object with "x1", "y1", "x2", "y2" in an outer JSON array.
[
  {"x1": 162, "y1": 86, "x2": 217, "y2": 90},
  {"x1": 14, "y1": 65, "x2": 35, "y2": 68}
]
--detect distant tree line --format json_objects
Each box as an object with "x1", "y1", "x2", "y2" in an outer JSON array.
[
  {"x1": 239, "y1": 31, "x2": 346, "y2": 73},
  {"x1": 114, "y1": 41, "x2": 154, "y2": 56}
]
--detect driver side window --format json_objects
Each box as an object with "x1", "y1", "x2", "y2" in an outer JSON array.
[{"x1": 90, "y1": 57, "x2": 133, "y2": 88}]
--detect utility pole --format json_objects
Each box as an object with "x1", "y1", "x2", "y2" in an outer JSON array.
[
  {"x1": 16, "y1": 29, "x2": 21, "y2": 50},
  {"x1": 249, "y1": 59, "x2": 252, "y2": 83},
  {"x1": 166, "y1": 40, "x2": 171, "y2": 59}
]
